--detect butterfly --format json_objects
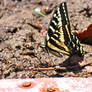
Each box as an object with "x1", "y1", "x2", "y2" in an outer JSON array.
[{"x1": 42, "y1": 2, "x2": 85, "y2": 57}]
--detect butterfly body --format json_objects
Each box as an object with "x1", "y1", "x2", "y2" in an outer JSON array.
[{"x1": 44, "y1": 2, "x2": 84, "y2": 57}]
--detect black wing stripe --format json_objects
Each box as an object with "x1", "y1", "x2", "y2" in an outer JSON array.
[
  {"x1": 50, "y1": 21, "x2": 58, "y2": 31},
  {"x1": 52, "y1": 33, "x2": 60, "y2": 42},
  {"x1": 62, "y1": 26, "x2": 70, "y2": 42},
  {"x1": 49, "y1": 37, "x2": 66, "y2": 51},
  {"x1": 60, "y1": 4, "x2": 66, "y2": 26},
  {"x1": 47, "y1": 28, "x2": 54, "y2": 37},
  {"x1": 59, "y1": 3, "x2": 69, "y2": 26}
]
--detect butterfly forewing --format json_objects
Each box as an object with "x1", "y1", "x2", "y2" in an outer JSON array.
[{"x1": 45, "y1": 2, "x2": 84, "y2": 56}]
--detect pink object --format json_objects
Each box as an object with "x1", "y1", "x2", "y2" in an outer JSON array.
[
  {"x1": 0, "y1": 78, "x2": 92, "y2": 92},
  {"x1": 41, "y1": 28, "x2": 46, "y2": 36}
]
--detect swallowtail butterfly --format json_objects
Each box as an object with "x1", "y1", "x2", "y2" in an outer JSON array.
[{"x1": 43, "y1": 2, "x2": 84, "y2": 57}]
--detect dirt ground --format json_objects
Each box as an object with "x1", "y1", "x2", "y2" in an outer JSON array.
[{"x1": 0, "y1": 0, "x2": 92, "y2": 78}]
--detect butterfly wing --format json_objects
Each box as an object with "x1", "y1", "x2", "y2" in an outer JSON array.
[
  {"x1": 46, "y1": 2, "x2": 70, "y2": 40},
  {"x1": 45, "y1": 2, "x2": 84, "y2": 56}
]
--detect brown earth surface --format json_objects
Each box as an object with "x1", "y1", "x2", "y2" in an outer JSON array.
[{"x1": 0, "y1": 0, "x2": 92, "y2": 78}]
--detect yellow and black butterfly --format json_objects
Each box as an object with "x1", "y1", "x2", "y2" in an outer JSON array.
[{"x1": 43, "y1": 2, "x2": 84, "y2": 57}]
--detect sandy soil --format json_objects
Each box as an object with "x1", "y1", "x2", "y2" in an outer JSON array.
[{"x1": 0, "y1": 0, "x2": 92, "y2": 78}]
